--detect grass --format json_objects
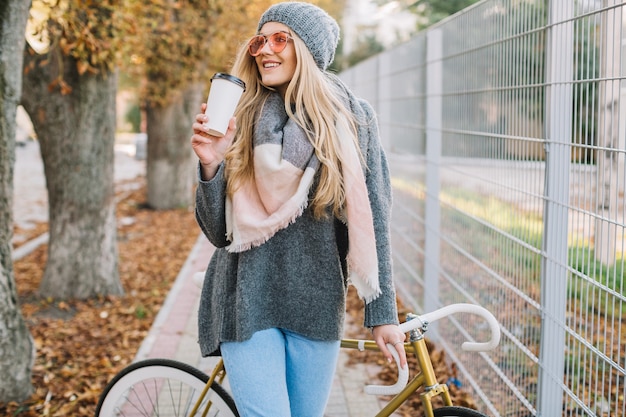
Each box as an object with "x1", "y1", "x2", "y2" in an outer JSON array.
[{"x1": 437, "y1": 185, "x2": 626, "y2": 316}]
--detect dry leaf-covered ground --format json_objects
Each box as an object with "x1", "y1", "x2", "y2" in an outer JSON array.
[
  {"x1": 3, "y1": 182, "x2": 198, "y2": 416},
  {"x1": 2, "y1": 180, "x2": 477, "y2": 416}
]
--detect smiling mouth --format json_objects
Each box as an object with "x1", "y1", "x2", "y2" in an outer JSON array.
[{"x1": 263, "y1": 62, "x2": 280, "y2": 69}]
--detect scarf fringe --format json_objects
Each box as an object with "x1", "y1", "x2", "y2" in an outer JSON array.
[
  {"x1": 348, "y1": 257, "x2": 381, "y2": 303},
  {"x1": 226, "y1": 200, "x2": 308, "y2": 253}
]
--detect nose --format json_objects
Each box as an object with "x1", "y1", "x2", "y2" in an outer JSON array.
[{"x1": 259, "y1": 38, "x2": 273, "y2": 55}]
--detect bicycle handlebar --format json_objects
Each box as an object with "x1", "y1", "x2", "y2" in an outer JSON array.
[
  {"x1": 364, "y1": 303, "x2": 500, "y2": 396},
  {"x1": 401, "y1": 303, "x2": 501, "y2": 351}
]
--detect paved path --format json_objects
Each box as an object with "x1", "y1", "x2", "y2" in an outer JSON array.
[{"x1": 13, "y1": 137, "x2": 392, "y2": 417}]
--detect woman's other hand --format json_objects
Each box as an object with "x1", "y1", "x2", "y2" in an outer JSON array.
[{"x1": 372, "y1": 324, "x2": 408, "y2": 369}]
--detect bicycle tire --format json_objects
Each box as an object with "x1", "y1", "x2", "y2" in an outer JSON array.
[
  {"x1": 433, "y1": 406, "x2": 489, "y2": 417},
  {"x1": 95, "y1": 358, "x2": 239, "y2": 417}
]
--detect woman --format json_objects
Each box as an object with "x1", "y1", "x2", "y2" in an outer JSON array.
[{"x1": 190, "y1": 2, "x2": 406, "y2": 416}]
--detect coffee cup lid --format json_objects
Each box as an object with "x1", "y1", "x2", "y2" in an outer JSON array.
[{"x1": 211, "y1": 73, "x2": 246, "y2": 92}]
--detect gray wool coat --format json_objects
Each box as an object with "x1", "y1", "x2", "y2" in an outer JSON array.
[{"x1": 195, "y1": 97, "x2": 399, "y2": 357}]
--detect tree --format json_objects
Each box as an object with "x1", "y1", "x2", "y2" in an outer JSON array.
[
  {"x1": 0, "y1": 0, "x2": 35, "y2": 402},
  {"x1": 21, "y1": 1, "x2": 124, "y2": 299},
  {"x1": 128, "y1": 0, "x2": 270, "y2": 210},
  {"x1": 124, "y1": 0, "x2": 223, "y2": 210}
]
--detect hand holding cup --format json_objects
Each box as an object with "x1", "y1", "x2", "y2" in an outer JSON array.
[
  {"x1": 191, "y1": 104, "x2": 237, "y2": 181},
  {"x1": 191, "y1": 73, "x2": 246, "y2": 180}
]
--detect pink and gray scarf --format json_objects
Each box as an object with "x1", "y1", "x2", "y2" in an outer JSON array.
[{"x1": 225, "y1": 93, "x2": 381, "y2": 302}]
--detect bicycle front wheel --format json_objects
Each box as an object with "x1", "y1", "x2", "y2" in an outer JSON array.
[
  {"x1": 95, "y1": 358, "x2": 239, "y2": 417},
  {"x1": 433, "y1": 406, "x2": 489, "y2": 417}
]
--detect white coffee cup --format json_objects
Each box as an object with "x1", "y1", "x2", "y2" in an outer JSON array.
[{"x1": 204, "y1": 73, "x2": 246, "y2": 137}]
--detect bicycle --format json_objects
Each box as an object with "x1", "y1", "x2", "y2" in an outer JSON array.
[{"x1": 95, "y1": 303, "x2": 500, "y2": 417}]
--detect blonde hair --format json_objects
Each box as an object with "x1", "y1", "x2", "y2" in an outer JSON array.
[{"x1": 225, "y1": 33, "x2": 360, "y2": 219}]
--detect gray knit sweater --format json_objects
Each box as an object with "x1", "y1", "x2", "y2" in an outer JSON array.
[{"x1": 195, "y1": 96, "x2": 398, "y2": 357}]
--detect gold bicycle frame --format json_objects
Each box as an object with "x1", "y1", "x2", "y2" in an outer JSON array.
[
  {"x1": 189, "y1": 359, "x2": 228, "y2": 417},
  {"x1": 190, "y1": 330, "x2": 453, "y2": 417},
  {"x1": 340, "y1": 337, "x2": 453, "y2": 417}
]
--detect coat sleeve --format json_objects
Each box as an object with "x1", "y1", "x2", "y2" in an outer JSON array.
[
  {"x1": 357, "y1": 99, "x2": 400, "y2": 328},
  {"x1": 194, "y1": 162, "x2": 230, "y2": 248}
]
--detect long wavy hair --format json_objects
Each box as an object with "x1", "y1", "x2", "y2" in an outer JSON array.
[{"x1": 224, "y1": 31, "x2": 360, "y2": 220}]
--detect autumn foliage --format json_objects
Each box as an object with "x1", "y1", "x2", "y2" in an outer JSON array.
[{"x1": 27, "y1": 0, "x2": 345, "y2": 104}]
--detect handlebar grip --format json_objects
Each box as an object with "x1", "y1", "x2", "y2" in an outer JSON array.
[
  {"x1": 398, "y1": 303, "x2": 501, "y2": 352},
  {"x1": 364, "y1": 343, "x2": 409, "y2": 396}
]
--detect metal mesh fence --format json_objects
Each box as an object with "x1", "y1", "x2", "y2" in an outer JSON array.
[{"x1": 340, "y1": 1, "x2": 626, "y2": 415}]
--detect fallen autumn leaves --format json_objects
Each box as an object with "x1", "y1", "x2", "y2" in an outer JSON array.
[{"x1": 3, "y1": 181, "x2": 198, "y2": 416}]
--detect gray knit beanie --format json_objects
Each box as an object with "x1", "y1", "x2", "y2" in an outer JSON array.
[{"x1": 257, "y1": 2, "x2": 340, "y2": 70}]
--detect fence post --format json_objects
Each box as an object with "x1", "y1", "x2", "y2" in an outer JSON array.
[
  {"x1": 423, "y1": 27, "x2": 443, "y2": 318},
  {"x1": 538, "y1": 1, "x2": 573, "y2": 415},
  {"x1": 595, "y1": 1, "x2": 625, "y2": 264}
]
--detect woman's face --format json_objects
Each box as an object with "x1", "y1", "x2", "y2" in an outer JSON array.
[{"x1": 255, "y1": 22, "x2": 297, "y2": 98}]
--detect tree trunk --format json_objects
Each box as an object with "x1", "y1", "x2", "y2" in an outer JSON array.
[
  {"x1": 21, "y1": 43, "x2": 123, "y2": 299},
  {"x1": 146, "y1": 84, "x2": 201, "y2": 210},
  {"x1": 0, "y1": 0, "x2": 35, "y2": 402}
]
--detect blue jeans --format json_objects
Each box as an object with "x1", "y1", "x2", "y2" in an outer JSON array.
[{"x1": 220, "y1": 328, "x2": 341, "y2": 417}]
